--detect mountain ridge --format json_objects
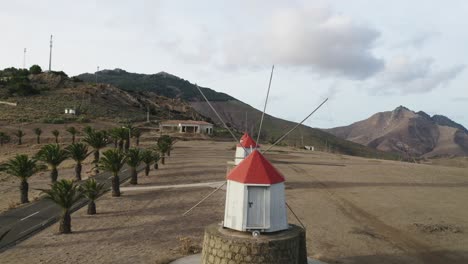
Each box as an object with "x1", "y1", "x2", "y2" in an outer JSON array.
[
  {"x1": 77, "y1": 68, "x2": 400, "y2": 160},
  {"x1": 326, "y1": 106, "x2": 468, "y2": 157}
]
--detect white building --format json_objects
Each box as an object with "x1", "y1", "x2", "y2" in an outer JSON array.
[
  {"x1": 235, "y1": 133, "x2": 260, "y2": 165},
  {"x1": 224, "y1": 150, "x2": 288, "y2": 233},
  {"x1": 159, "y1": 120, "x2": 213, "y2": 134},
  {"x1": 64, "y1": 108, "x2": 76, "y2": 115}
]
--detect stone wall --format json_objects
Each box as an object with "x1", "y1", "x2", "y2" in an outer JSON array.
[{"x1": 201, "y1": 224, "x2": 307, "y2": 264}]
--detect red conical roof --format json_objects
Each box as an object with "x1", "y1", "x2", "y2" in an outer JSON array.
[
  {"x1": 227, "y1": 150, "x2": 285, "y2": 184},
  {"x1": 238, "y1": 133, "x2": 259, "y2": 148}
]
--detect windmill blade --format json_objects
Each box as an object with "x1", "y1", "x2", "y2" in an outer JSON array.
[
  {"x1": 195, "y1": 85, "x2": 246, "y2": 152},
  {"x1": 182, "y1": 181, "x2": 227, "y2": 216},
  {"x1": 256, "y1": 65, "x2": 275, "y2": 144},
  {"x1": 262, "y1": 98, "x2": 328, "y2": 154}
]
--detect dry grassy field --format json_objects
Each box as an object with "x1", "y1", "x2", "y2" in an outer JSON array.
[{"x1": 1, "y1": 139, "x2": 468, "y2": 264}]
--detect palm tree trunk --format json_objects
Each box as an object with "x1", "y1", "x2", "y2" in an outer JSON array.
[
  {"x1": 154, "y1": 163, "x2": 158, "y2": 170},
  {"x1": 130, "y1": 167, "x2": 137, "y2": 184},
  {"x1": 36, "y1": 135, "x2": 40, "y2": 144},
  {"x1": 60, "y1": 209, "x2": 72, "y2": 234},
  {"x1": 50, "y1": 167, "x2": 58, "y2": 183},
  {"x1": 94, "y1": 150, "x2": 100, "y2": 174},
  {"x1": 161, "y1": 155, "x2": 165, "y2": 165},
  {"x1": 20, "y1": 179, "x2": 29, "y2": 204},
  {"x1": 72, "y1": 135, "x2": 75, "y2": 144},
  {"x1": 55, "y1": 136, "x2": 58, "y2": 143},
  {"x1": 18, "y1": 137, "x2": 22, "y2": 145},
  {"x1": 124, "y1": 139, "x2": 129, "y2": 152},
  {"x1": 145, "y1": 164, "x2": 150, "y2": 176},
  {"x1": 87, "y1": 201, "x2": 96, "y2": 215},
  {"x1": 75, "y1": 163, "x2": 82, "y2": 181},
  {"x1": 112, "y1": 173, "x2": 120, "y2": 197}
]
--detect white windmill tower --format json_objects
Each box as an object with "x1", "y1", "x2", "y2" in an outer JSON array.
[
  {"x1": 234, "y1": 132, "x2": 260, "y2": 165},
  {"x1": 224, "y1": 149, "x2": 288, "y2": 232}
]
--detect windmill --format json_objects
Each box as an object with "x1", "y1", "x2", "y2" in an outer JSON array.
[{"x1": 183, "y1": 66, "x2": 327, "y2": 238}]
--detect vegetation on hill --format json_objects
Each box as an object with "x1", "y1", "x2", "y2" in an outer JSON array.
[{"x1": 76, "y1": 69, "x2": 234, "y2": 101}]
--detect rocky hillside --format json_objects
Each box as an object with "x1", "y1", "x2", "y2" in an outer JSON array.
[
  {"x1": 326, "y1": 106, "x2": 468, "y2": 157},
  {"x1": 78, "y1": 69, "x2": 233, "y2": 101},
  {"x1": 0, "y1": 70, "x2": 202, "y2": 123},
  {"x1": 77, "y1": 69, "x2": 399, "y2": 159}
]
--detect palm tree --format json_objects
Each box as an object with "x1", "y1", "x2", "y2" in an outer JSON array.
[
  {"x1": 34, "y1": 128, "x2": 42, "y2": 144},
  {"x1": 81, "y1": 178, "x2": 105, "y2": 215},
  {"x1": 109, "y1": 128, "x2": 119, "y2": 149},
  {"x1": 0, "y1": 155, "x2": 41, "y2": 204},
  {"x1": 153, "y1": 152, "x2": 161, "y2": 170},
  {"x1": 66, "y1": 143, "x2": 90, "y2": 181},
  {"x1": 36, "y1": 144, "x2": 69, "y2": 183},
  {"x1": 66, "y1": 127, "x2": 78, "y2": 143},
  {"x1": 52, "y1": 129, "x2": 60, "y2": 143},
  {"x1": 98, "y1": 149, "x2": 126, "y2": 197},
  {"x1": 110, "y1": 127, "x2": 126, "y2": 151},
  {"x1": 83, "y1": 126, "x2": 93, "y2": 136},
  {"x1": 158, "y1": 135, "x2": 174, "y2": 157},
  {"x1": 141, "y1": 149, "x2": 154, "y2": 176},
  {"x1": 0, "y1": 132, "x2": 11, "y2": 147},
  {"x1": 41, "y1": 179, "x2": 83, "y2": 234},
  {"x1": 123, "y1": 124, "x2": 134, "y2": 151},
  {"x1": 133, "y1": 128, "x2": 142, "y2": 146},
  {"x1": 156, "y1": 141, "x2": 171, "y2": 165},
  {"x1": 126, "y1": 148, "x2": 142, "y2": 184},
  {"x1": 14, "y1": 129, "x2": 25, "y2": 145},
  {"x1": 83, "y1": 130, "x2": 109, "y2": 174}
]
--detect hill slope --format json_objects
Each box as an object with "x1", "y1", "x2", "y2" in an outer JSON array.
[
  {"x1": 78, "y1": 69, "x2": 234, "y2": 101},
  {"x1": 0, "y1": 71, "x2": 202, "y2": 123},
  {"x1": 77, "y1": 69, "x2": 399, "y2": 159},
  {"x1": 326, "y1": 106, "x2": 468, "y2": 157}
]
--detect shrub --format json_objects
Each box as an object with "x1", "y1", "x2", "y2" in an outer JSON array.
[
  {"x1": 42, "y1": 117, "x2": 65, "y2": 124},
  {"x1": 29, "y1": 65, "x2": 42, "y2": 74}
]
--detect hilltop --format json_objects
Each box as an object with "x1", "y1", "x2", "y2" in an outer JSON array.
[
  {"x1": 326, "y1": 106, "x2": 468, "y2": 157},
  {"x1": 0, "y1": 67, "x2": 203, "y2": 123}
]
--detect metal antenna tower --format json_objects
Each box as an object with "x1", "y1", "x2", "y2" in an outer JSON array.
[
  {"x1": 48, "y1": 35, "x2": 53, "y2": 71},
  {"x1": 23, "y1": 48, "x2": 27, "y2": 69}
]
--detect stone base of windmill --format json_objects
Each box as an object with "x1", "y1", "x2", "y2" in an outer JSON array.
[{"x1": 203, "y1": 223, "x2": 309, "y2": 264}]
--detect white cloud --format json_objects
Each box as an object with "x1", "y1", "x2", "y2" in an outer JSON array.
[
  {"x1": 370, "y1": 56, "x2": 465, "y2": 94},
  {"x1": 161, "y1": 4, "x2": 384, "y2": 80}
]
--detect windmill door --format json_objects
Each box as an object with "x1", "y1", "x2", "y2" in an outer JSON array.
[{"x1": 246, "y1": 186, "x2": 267, "y2": 229}]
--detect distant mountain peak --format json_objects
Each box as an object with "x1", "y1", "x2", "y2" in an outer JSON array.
[{"x1": 393, "y1": 105, "x2": 411, "y2": 112}]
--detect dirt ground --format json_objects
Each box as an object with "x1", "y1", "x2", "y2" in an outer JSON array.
[{"x1": 1, "y1": 139, "x2": 468, "y2": 264}]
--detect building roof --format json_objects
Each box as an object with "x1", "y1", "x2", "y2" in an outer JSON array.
[
  {"x1": 238, "y1": 132, "x2": 259, "y2": 148},
  {"x1": 227, "y1": 150, "x2": 285, "y2": 184},
  {"x1": 160, "y1": 120, "x2": 212, "y2": 126}
]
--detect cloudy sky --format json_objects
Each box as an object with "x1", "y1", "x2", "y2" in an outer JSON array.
[{"x1": 1, "y1": 0, "x2": 467, "y2": 128}]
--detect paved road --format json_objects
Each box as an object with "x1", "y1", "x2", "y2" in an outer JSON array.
[{"x1": 0, "y1": 165, "x2": 143, "y2": 252}]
